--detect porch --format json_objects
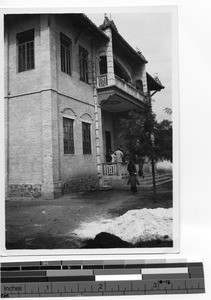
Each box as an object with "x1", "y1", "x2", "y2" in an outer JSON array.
[
  {"x1": 101, "y1": 162, "x2": 128, "y2": 190},
  {"x1": 101, "y1": 162, "x2": 173, "y2": 190},
  {"x1": 102, "y1": 162, "x2": 128, "y2": 177}
]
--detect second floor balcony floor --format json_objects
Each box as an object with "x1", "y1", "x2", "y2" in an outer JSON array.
[
  {"x1": 96, "y1": 72, "x2": 148, "y2": 113},
  {"x1": 95, "y1": 53, "x2": 151, "y2": 112},
  {"x1": 97, "y1": 73, "x2": 147, "y2": 102}
]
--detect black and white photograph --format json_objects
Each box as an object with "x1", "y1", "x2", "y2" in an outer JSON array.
[{"x1": 2, "y1": 6, "x2": 179, "y2": 254}]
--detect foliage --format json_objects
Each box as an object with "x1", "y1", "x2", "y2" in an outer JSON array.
[
  {"x1": 154, "y1": 119, "x2": 172, "y2": 162},
  {"x1": 119, "y1": 108, "x2": 172, "y2": 163},
  {"x1": 163, "y1": 107, "x2": 172, "y2": 115}
]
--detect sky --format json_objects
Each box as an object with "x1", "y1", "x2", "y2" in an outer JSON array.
[{"x1": 87, "y1": 10, "x2": 173, "y2": 122}]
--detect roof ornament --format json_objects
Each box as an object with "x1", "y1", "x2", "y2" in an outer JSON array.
[
  {"x1": 154, "y1": 73, "x2": 163, "y2": 86},
  {"x1": 104, "y1": 13, "x2": 110, "y2": 25},
  {"x1": 136, "y1": 47, "x2": 147, "y2": 62},
  {"x1": 100, "y1": 13, "x2": 118, "y2": 32}
]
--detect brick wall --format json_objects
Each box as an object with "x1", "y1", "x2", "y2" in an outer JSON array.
[
  {"x1": 6, "y1": 15, "x2": 42, "y2": 97},
  {"x1": 8, "y1": 93, "x2": 43, "y2": 184},
  {"x1": 5, "y1": 14, "x2": 105, "y2": 198},
  {"x1": 59, "y1": 94, "x2": 98, "y2": 181},
  {"x1": 53, "y1": 15, "x2": 101, "y2": 184}
]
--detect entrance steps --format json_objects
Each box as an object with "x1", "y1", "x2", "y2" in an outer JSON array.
[
  {"x1": 101, "y1": 173, "x2": 172, "y2": 189},
  {"x1": 136, "y1": 173, "x2": 172, "y2": 187}
]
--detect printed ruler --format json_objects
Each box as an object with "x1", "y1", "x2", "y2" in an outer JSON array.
[{"x1": 1, "y1": 259, "x2": 205, "y2": 297}]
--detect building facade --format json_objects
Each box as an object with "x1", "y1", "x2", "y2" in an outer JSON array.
[{"x1": 4, "y1": 14, "x2": 164, "y2": 199}]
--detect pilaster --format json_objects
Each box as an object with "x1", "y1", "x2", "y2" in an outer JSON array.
[
  {"x1": 142, "y1": 63, "x2": 148, "y2": 94},
  {"x1": 40, "y1": 15, "x2": 61, "y2": 199},
  {"x1": 104, "y1": 28, "x2": 115, "y2": 86}
]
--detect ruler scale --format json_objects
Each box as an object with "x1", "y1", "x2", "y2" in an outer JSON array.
[{"x1": 1, "y1": 259, "x2": 205, "y2": 297}]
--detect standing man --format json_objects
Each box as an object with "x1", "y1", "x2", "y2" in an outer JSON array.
[
  {"x1": 114, "y1": 147, "x2": 124, "y2": 175},
  {"x1": 114, "y1": 147, "x2": 124, "y2": 162},
  {"x1": 119, "y1": 145, "x2": 126, "y2": 162}
]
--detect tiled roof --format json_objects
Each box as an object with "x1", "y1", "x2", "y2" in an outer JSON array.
[
  {"x1": 147, "y1": 72, "x2": 165, "y2": 91},
  {"x1": 72, "y1": 14, "x2": 109, "y2": 41}
]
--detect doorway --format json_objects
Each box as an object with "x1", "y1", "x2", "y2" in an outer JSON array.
[{"x1": 105, "y1": 131, "x2": 111, "y2": 152}]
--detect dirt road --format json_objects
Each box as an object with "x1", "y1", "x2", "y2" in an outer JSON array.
[{"x1": 5, "y1": 183, "x2": 172, "y2": 249}]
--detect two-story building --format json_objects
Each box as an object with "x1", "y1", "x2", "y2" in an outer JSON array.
[{"x1": 4, "y1": 14, "x2": 164, "y2": 199}]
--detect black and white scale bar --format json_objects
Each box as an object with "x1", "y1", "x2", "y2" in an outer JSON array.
[
  {"x1": 1, "y1": 260, "x2": 205, "y2": 297},
  {"x1": 1, "y1": 278, "x2": 205, "y2": 297},
  {"x1": 0, "y1": 260, "x2": 203, "y2": 269},
  {"x1": 1, "y1": 266, "x2": 204, "y2": 280}
]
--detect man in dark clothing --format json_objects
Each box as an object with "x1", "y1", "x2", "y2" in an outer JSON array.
[
  {"x1": 106, "y1": 149, "x2": 112, "y2": 162},
  {"x1": 127, "y1": 159, "x2": 137, "y2": 176},
  {"x1": 127, "y1": 172, "x2": 140, "y2": 193}
]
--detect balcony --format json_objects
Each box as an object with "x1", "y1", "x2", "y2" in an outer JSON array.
[{"x1": 97, "y1": 74, "x2": 147, "y2": 112}]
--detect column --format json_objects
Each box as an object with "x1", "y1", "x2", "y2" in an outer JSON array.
[
  {"x1": 104, "y1": 28, "x2": 115, "y2": 86},
  {"x1": 142, "y1": 63, "x2": 148, "y2": 94}
]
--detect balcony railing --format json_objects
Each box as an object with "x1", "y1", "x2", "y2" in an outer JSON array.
[
  {"x1": 97, "y1": 74, "x2": 146, "y2": 102},
  {"x1": 97, "y1": 74, "x2": 108, "y2": 87},
  {"x1": 102, "y1": 162, "x2": 128, "y2": 176}
]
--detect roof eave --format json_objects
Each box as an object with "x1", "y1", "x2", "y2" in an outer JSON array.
[
  {"x1": 112, "y1": 29, "x2": 148, "y2": 63},
  {"x1": 72, "y1": 14, "x2": 110, "y2": 42},
  {"x1": 147, "y1": 72, "x2": 165, "y2": 91},
  {"x1": 100, "y1": 21, "x2": 148, "y2": 63}
]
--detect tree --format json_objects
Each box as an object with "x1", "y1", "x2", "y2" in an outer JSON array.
[
  {"x1": 154, "y1": 119, "x2": 172, "y2": 162},
  {"x1": 119, "y1": 107, "x2": 172, "y2": 202},
  {"x1": 163, "y1": 107, "x2": 172, "y2": 115}
]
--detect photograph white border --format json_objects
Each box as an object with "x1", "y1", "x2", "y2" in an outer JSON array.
[{"x1": 0, "y1": 3, "x2": 179, "y2": 257}]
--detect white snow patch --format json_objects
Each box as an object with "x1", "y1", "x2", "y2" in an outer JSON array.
[{"x1": 73, "y1": 208, "x2": 173, "y2": 244}]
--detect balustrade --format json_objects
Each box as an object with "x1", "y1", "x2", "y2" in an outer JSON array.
[
  {"x1": 97, "y1": 73, "x2": 146, "y2": 102},
  {"x1": 102, "y1": 162, "x2": 128, "y2": 176}
]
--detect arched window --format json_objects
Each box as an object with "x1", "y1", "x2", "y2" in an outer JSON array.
[{"x1": 135, "y1": 80, "x2": 143, "y2": 92}]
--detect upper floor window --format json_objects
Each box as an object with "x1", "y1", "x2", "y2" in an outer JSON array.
[
  {"x1": 82, "y1": 122, "x2": 91, "y2": 154},
  {"x1": 135, "y1": 80, "x2": 143, "y2": 92},
  {"x1": 60, "y1": 33, "x2": 71, "y2": 75},
  {"x1": 17, "y1": 29, "x2": 34, "y2": 72},
  {"x1": 63, "y1": 118, "x2": 74, "y2": 154},
  {"x1": 79, "y1": 46, "x2": 89, "y2": 83}
]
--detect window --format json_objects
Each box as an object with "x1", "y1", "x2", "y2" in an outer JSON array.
[
  {"x1": 79, "y1": 46, "x2": 89, "y2": 83},
  {"x1": 135, "y1": 80, "x2": 143, "y2": 92},
  {"x1": 17, "y1": 29, "x2": 34, "y2": 72},
  {"x1": 63, "y1": 118, "x2": 74, "y2": 154},
  {"x1": 82, "y1": 122, "x2": 91, "y2": 154},
  {"x1": 60, "y1": 33, "x2": 71, "y2": 75}
]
